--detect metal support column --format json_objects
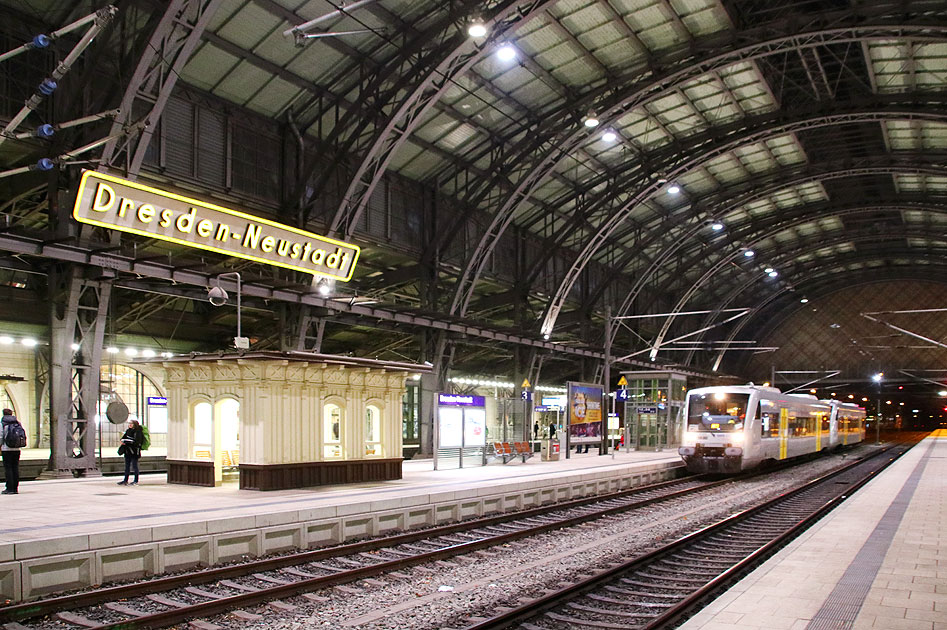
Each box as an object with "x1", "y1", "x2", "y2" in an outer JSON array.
[{"x1": 47, "y1": 267, "x2": 111, "y2": 477}]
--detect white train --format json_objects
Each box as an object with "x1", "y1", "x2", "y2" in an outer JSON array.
[{"x1": 677, "y1": 385, "x2": 866, "y2": 474}]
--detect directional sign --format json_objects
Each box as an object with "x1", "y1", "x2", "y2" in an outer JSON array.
[
  {"x1": 616, "y1": 389, "x2": 629, "y2": 401},
  {"x1": 521, "y1": 378, "x2": 531, "y2": 389},
  {"x1": 616, "y1": 375, "x2": 628, "y2": 387},
  {"x1": 521, "y1": 390, "x2": 532, "y2": 401}
]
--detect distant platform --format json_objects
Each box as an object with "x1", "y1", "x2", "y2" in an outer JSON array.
[
  {"x1": 0, "y1": 447, "x2": 682, "y2": 601},
  {"x1": 681, "y1": 431, "x2": 945, "y2": 630}
]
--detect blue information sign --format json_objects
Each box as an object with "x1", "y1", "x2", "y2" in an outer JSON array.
[{"x1": 615, "y1": 389, "x2": 629, "y2": 401}]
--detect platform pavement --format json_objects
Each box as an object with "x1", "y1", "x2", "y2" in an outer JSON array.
[
  {"x1": 0, "y1": 447, "x2": 679, "y2": 544},
  {"x1": 680, "y1": 431, "x2": 947, "y2": 630},
  {"x1": 0, "y1": 446, "x2": 683, "y2": 601}
]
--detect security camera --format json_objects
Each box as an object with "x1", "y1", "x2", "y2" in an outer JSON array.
[{"x1": 207, "y1": 286, "x2": 229, "y2": 306}]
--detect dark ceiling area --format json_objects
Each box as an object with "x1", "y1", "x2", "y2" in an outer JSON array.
[{"x1": 1, "y1": 0, "x2": 947, "y2": 415}]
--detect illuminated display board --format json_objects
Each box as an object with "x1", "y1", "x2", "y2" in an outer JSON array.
[{"x1": 73, "y1": 171, "x2": 360, "y2": 280}]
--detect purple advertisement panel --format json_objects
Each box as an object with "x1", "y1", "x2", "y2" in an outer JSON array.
[{"x1": 567, "y1": 382, "x2": 603, "y2": 443}]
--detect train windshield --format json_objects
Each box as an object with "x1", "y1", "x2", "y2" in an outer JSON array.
[{"x1": 687, "y1": 392, "x2": 750, "y2": 432}]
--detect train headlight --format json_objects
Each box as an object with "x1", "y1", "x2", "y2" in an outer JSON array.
[
  {"x1": 678, "y1": 446, "x2": 696, "y2": 456},
  {"x1": 728, "y1": 431, "x2": 745, "y2": 446},
  {"x1": 724, "y1": 447, "x2": 743, "y2": 457}
]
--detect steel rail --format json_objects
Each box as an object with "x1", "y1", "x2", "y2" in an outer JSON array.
[
  {"x1": 461, "y1": 440, "x2": 917, "y2": 630},
  {"x1": 0, "y1": 469, "x2": 700, "y2": 624}
]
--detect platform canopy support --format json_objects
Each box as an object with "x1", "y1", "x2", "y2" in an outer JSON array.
[{"x1": 47, "y1": 266, "x2": 111, "y2": 477}]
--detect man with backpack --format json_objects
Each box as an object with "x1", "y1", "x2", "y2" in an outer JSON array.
[{"x1": 2, "y1": 408, "x2": 25, "y2": 495}]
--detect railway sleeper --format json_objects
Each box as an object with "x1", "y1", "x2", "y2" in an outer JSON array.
[
  {"x1": 567, "y1": 602, "x2": 663, "y2": 618},
  {"x1": 545, "y1": 610, "x2": 637, "y2": 629},
  {"x1": 619, "y1": 577, "x2": 693, "y2": 592},
  {"x1": 603, "y1": 585, "x2": 680, "y2": 599},
  {"x1": 650, "y1": 563, "x2": 722, "y2": 578},
  {"x1": 633, "y1": 570, "x2": 710, "y2": 585},
  {"x1": 586, "y1": 593, "x2": 675, "y2": 608}
]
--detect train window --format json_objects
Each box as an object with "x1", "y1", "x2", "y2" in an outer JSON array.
[
  {"x1": 760, "y1": 411, "x2": 777, "y2": 437},
  {"x1": 687, "y1": 393, "x2": 749, "y2": 432}
]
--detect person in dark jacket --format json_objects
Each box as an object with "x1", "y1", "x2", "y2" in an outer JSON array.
[
  {"x1": 1, "y1": 409, "x2": 21, "y2": 494},
  {"x1": 118, "y1": 418, "x2": 144, "y2": 486}
]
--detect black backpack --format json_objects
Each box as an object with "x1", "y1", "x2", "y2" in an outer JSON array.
[{"x1": 4, "y1": 421, "x2": 26, "y2": 448}]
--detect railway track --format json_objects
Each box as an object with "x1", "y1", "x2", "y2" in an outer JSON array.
[
  {"x1": 1, "y1": 472, "x2": 726, "y2": 629},
  {"x1": 0, "y1": 448, "x2": 887, "y2": 630},
  {"x1": 461, "y1": 440, "x2": 918, "y2": 630}
]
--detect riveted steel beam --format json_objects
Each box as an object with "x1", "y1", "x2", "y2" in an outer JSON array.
[
  {"x1": 445, "y1": 7, "x2": 947, "y2": 320},
  {"x1": 99, "y1": 0, "x2": 225, "y2": 178},
  {"x1": 533, "y1": 103, "x2": 947, "y2": 338}
]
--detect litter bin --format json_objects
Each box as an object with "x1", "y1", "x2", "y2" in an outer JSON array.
[{"x1": 541, "y1": 439, "x2": 560, "y2": 461}]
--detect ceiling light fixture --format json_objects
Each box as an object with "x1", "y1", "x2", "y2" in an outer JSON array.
[
  {"x1": 21, "y1": 338, "x2": 36, "y2": 347},
  {"x1": 743, "y1": 250, "x2": 755, "y2": 258},
  {"x1": 601, "y1": 129, "x2": 617, "y2": 143},
  {"x1": 764, "y1": 267, "x2": 774, "y2": 273},
  {"x1": 711, "y1": 222, "x2": 724, "y2": 231},
  {"x1": 800, "y1": 298, "x2": 809, "y2": 303},
  {"x1": 467, "y1": 20, "x2": 487, "y2": 38},
  {"x1": 583, "y1": 112, "x2": 600, "y2": 128},
  {"x1": 496, "y1": 43, "x2": 516, "y2": 61},
  {"x1": 667, "y1": 184, "x2": 681, "y2": 195},
  {"x1": 768, "y1": 270, "x2": 778, "y2": 277}
]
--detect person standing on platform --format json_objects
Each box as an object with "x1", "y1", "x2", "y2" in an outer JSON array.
[
  {"x1": 117, "y1": 419, "x2": 144, "y2": 486},
  {"x1": 1, "y1": 408, "x2": 23, "y2": 495}
]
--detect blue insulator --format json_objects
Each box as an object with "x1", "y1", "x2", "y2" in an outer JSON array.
[
  {"x1": 38, "y1": 78, "x2": 57, "y2": 95},
  {"x1": 31, "y1": 34, "x2": 51, "y2": 49},
  {"x1": 35, "y1": 124, "x2": 54, "y2": 138},
  {"x1": 34, "y1": 158, "x2": 55, "y2": 171}
]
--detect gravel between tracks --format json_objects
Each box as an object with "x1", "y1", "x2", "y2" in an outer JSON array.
[{"x1": 169, "y1": 449, "x2": 873, "y2": 630}]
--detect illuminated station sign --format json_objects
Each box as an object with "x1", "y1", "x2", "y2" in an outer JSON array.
[{"x1": 73, "y1": 171, "x2": 360, "y2": 280}]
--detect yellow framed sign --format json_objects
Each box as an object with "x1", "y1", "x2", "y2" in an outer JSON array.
[{"x1": 73, "y1": 170, "x2": 360, "y2": 281}]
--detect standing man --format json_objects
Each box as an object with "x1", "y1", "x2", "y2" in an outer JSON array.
[{"x1": 2, "y1": 408, "x2": 22, "y2": 495}]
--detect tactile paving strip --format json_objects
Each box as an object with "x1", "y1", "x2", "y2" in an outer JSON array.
[{"x1": 804, "y1": 440, "x2": 934, "y2": 630}]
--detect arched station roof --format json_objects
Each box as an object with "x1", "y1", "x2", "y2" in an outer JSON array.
[{"x1": 1, "y1": 0, "x2": 946, "y2": 395}]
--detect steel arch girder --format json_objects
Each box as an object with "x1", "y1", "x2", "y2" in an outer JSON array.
[
  {"x1": 329, "y1": 0, "x2": 552, "y2": 239},
  {"x1": 644, "y1": 196, "x2": 947, "y2": 304},
  {"x1": 99, "y1": 0, "x2": 225, "y2": 177},
  {"x1": 654, "y1": 227, "x2": 947, "y2": 364},
  {"x1": 296, "y1": 1, "x2": 539, "y2": 225},
  {"x1": 534, "y1": 106, "x2": 947, "y2": 338},
  {"x1": 595, "y1": 158, "x2": 947, "y2": 323},
  {"x1": 524, "y1": 153, "x2": 947, "y2": 311},
  {"x1": 445, "y1": 9, "x2": 947, "y2": 318}
]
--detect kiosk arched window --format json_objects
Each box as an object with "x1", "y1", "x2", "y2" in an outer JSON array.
[
  {"x1": 365, "y1": 405, "x2": 382, "y2": 457},
  {"x1": 323, "y1": 403, "x2": 342, "y2": 459},
  {"x1": 192, "y1": 401, "x2": 213, "y2": 458}
]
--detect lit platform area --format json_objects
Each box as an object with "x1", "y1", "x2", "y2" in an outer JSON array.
[
  {"x1": 681, "y1": 431, "x2": 947, "y2": 630},
  {"x1": 2, "y1": 448, "x2": 169, "y2": 480},
  {"x1": 0, "y1": 448, "x2": 680, "y2": 601}
]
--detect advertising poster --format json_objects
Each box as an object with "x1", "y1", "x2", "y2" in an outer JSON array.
[
  {"x1": 567, "y1": 382, "x2": 603, "y2": 443},
  {"x1": 464, "y1": 408, "x2": 486, "y2": 446},
  {"x1": 438, "y1": 407, "x2": 463, "y2": 447}
]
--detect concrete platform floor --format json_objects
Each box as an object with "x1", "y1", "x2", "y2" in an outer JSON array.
[
  {"x1": 0, "y1": 447, "x2": 678, "y2": 544},
  {"x1": 681, "y1": 431, "x2": 947, "y2": 630}
]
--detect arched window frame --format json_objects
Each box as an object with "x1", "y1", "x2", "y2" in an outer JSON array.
[
  {"x1": 364, "y1": 400, "x2": 384, "y2": 458},
  {"x1": 323, "y1": 397, "x2": 345, "y2": 459}
]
